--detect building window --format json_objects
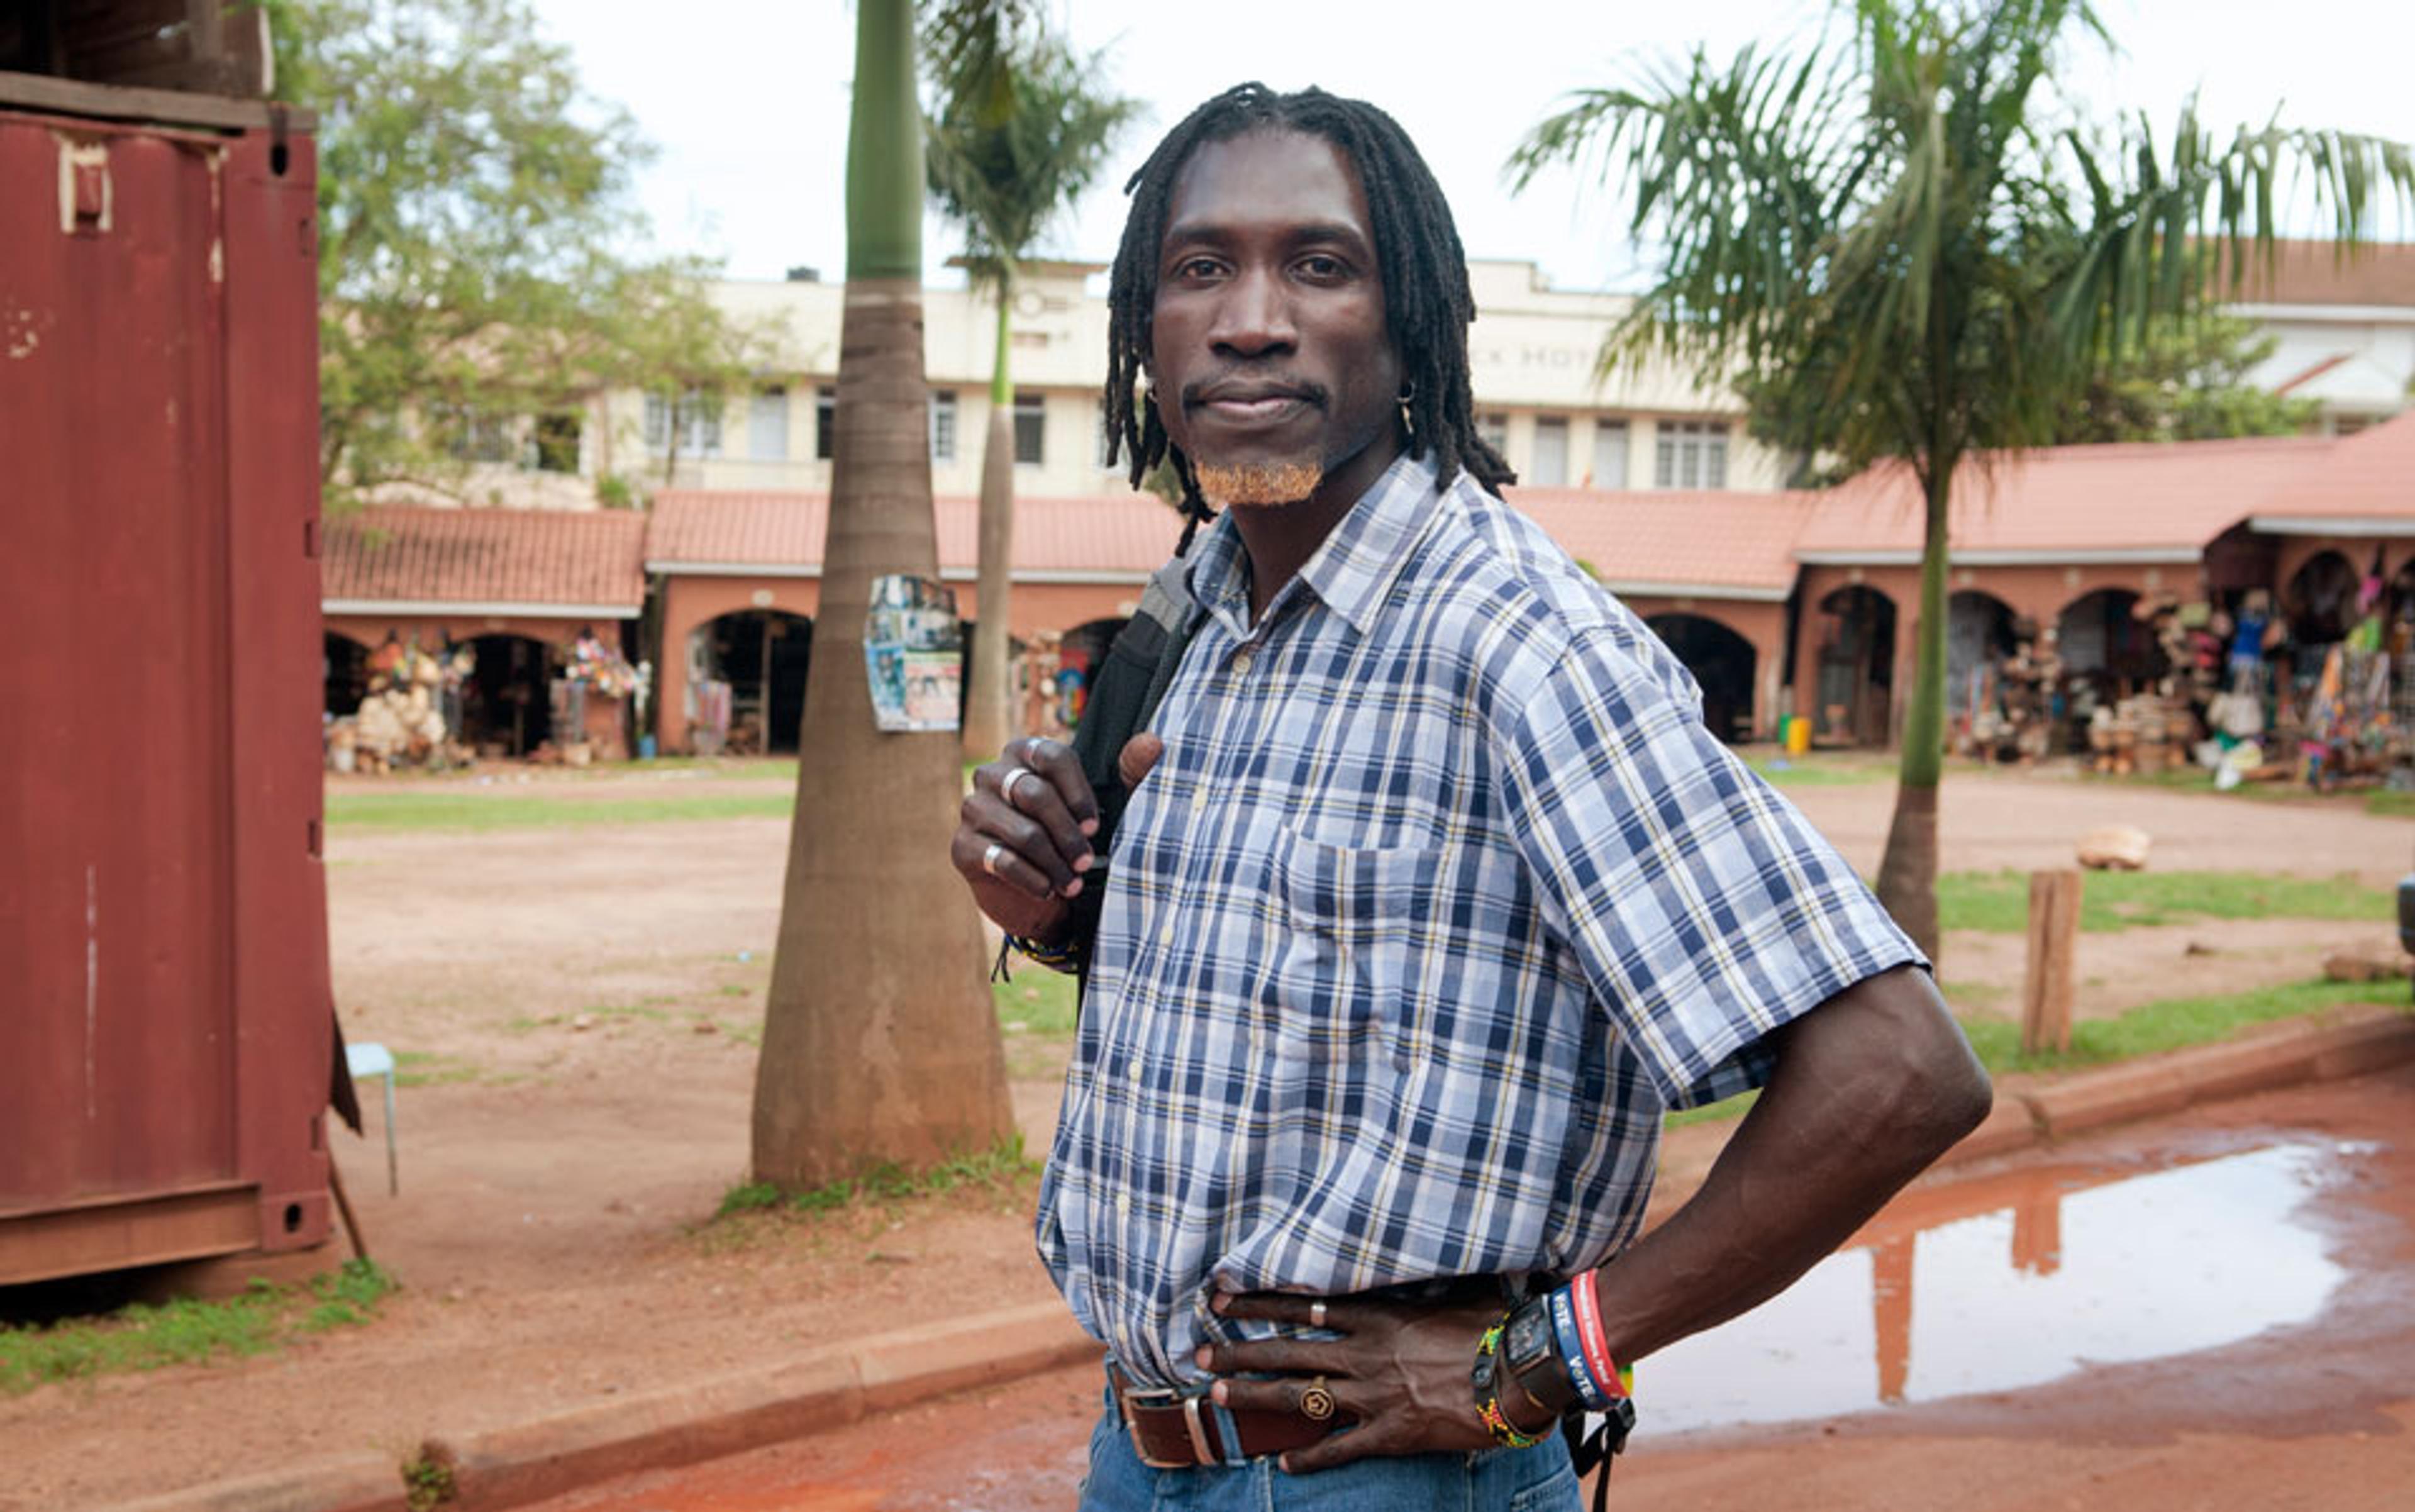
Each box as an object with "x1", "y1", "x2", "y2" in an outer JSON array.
[
  {"x1": 748, "y1": 387, "x2": 789, "y2": 461},
  {"x1": 1591, "y1": 420, "x2": 1629, "y2": 489},
  {"x1": 533, "y1": 412, "x2": 582, "y2": 474},
  {"x1": 1477, "y1": 412, "x2": 1509, "y2": 459},
  {"x1": 1530, "y1": 416, "x2": 1569, "y2": 487},
  {"x1": 930, "y1": 389, "x2": 958, "y2": 462},
  {"x1": 439, "y1": 406, "x2": 514, "y2": 464},
  {"x1": 1654, "y1": 420, "x2": 1729, "y2": 489},
  {"x1": 816, "y1": 386, "x2": 837, "y2": 460},
  {"x1": 1013, "y1": 391, "x2": 1045, "y2": 465},
  {"x1": 643, "y1": 389, "x2": 722, "y2": 458}
]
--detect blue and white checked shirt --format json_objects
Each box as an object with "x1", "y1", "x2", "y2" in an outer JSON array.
[{"x1": 1034, "y1": 452, "x2": 1923, "y2": 1387}]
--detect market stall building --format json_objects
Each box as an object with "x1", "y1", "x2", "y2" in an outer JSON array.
[
  {"x1": 321, "y1": 507, "x2": 648, "y2": 760},
  {"x1": 1783, "y1": 436, "x2": 2339, "y2": 747},
  {"x1": 1507, "y1": 487, "x2": 1813, "y2": 742},
  {"x1": 645, "y1": 490, "x2": 1180, "y2": 754}
]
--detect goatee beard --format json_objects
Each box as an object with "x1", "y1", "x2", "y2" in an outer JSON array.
[{"x1": 1193, "y1": 459, "x2": 1324, "y2": 508}]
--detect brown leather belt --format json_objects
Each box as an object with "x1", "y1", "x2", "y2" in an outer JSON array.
[{"x1": 1110, "y1": 1364, "x2": 1340, "y2": 1469}]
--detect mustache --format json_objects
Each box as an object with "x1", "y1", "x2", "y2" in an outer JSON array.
[{"x1": 1181, "y1": 374, "x2": 1329, "y2": 407}]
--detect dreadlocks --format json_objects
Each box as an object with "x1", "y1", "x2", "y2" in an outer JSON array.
[{"x1": 1102, "y1": 83, "x2": 1516, "y2": 554}]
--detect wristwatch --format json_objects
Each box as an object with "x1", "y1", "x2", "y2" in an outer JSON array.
[{"x1": 1501, "y1": 1296, "x2": 1579, "y2": 1418}]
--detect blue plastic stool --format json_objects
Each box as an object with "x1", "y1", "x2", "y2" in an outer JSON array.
[{"x1": 345, "y1": 1042, "x2": 399, "y2": 1194}]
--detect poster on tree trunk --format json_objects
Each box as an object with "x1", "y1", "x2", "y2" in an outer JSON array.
[{"x1": 864, "y1": 575, "x2": 963, "y2": 732}]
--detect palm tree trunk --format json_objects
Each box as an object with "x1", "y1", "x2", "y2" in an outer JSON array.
[
  {"x1": 1874, "y1": 460, "x2": 1954, "y2": 961},
  {"x1": 962, "y1": 287, "x2": 1018, "y2": 758},
  {"x1": 751, "y1": 0, "x2": 1013, "y2": 1188}
]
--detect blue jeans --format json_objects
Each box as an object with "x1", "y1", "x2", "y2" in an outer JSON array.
[{"x1": 1076, "y1": 1386, "x2": 1583, "y2": 1511}]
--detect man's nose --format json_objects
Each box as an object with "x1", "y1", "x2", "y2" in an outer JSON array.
[{"x1": 1206, "y1": 265, "x2": 1296, "y2": 355}]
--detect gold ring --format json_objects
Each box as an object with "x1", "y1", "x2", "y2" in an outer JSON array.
[
  {"x1": 1298, "y1": 1377, "x2": 1336, "y2": 1423},
  {"x1": 1308, "y1": 1300, "x2": 1327, "y2": 1329}
]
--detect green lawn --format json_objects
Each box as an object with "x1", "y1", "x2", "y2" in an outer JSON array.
[
  {"x1": 1936, "y1": 869, "x2": 2391, "y2": 935},
  {"x1": 1746, "y1": 752, "x2": 1892, "y2": 788},
  {"x1": 326, "y1": 790, "x2": 793, "y2": 831},
  {"x1": 1957, "y1": 977, "x2": 2409, "y2": 1075},
  {"x1": 0, "y1": 1262, "x2": 394, "y2": 1394}
]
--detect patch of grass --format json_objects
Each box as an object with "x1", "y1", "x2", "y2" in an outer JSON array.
[
  {"x1": 1665, "y1": 1089, "x2": 1759, "y2": 1130},
  {"x1": 1956, "y1": 977, "x2": 2410, "y2": 1076},
  {"x1": 1939, "y1": 979, "x2": 2011, "y2": 1011},
  {"x1": 325, "y1": 791, "x2": 792, "y2": 833},
  {"x1": 1937, "y1": 869, "x2": 2390, "y2": 935},
  {"x1": 0, "y1": 1260, "x2": 394, "y2": 1394},
  {"x1": 716, "y1": 1017, "x2": 762, "y2": 1048},
  {"x1": 712, "y1": 1137, "x2": 1041, "y2": 1226},
  {"x1": 392, "y1": 1050, "x2": 482, "y2": 1087},
  {"x1": 2369, "y1": 790, "x2": 2415, "y2": 820},
  {"x1": 717, "y1": 983, "x2": 753, "y2": 998},
  {"x1": 401, "y1": 1444, "x2": 458, "y2": 1512},
  {"x1": 994, "y1": 969, "x2": 1080, "y2": 1037},
  {"x1": 1746, "y1": 753, "x2": 1890, "y2": 788}
]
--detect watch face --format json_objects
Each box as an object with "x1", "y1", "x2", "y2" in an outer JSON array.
[{"x1": 1505, "y1": 1304, "x2": 1555, "y2": 1371}]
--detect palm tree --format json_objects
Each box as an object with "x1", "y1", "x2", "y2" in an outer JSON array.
[
  {"x1": 751, "y1": 0, "x2": 1014, "y2": 1188},
  {"x1": 923, "y1": 13, "x2": 1140, "y2": 759},
  {"x1": 1510, "y1": 0, "x2": 2412, "y2": 957}
]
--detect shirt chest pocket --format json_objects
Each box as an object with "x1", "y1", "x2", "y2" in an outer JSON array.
[{"x1": 1270, "y1": 828, "x2": 1443, "y2": 1065}]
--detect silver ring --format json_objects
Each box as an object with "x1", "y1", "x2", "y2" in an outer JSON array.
[
  {"x1": 981, "y1": 842, "x2": 1005, "y2": 878},
  {"x1": 1309, "y1": 1300, "x2": 1327, "y2": 1328},
  {"x1": 1002, "y1": 767, "x2": 1036, "y2": 806}
]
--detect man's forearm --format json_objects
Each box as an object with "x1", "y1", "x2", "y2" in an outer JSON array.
[{"x1": 1592, "y1": 965, "x2": 1992, "y2": 1367}]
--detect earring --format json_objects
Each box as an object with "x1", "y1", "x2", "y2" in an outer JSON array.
[{"x1": 1397, "y1": 380, "x2": 1416, "y2": 406}]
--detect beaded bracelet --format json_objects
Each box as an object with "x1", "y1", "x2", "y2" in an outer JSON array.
[
  {"x1": 1470, "y1": 1315, "x2": 1549, "y2": 1450},
  {"x1": 1002, "y1": 931, "x2": 1083, "y2": 974}
]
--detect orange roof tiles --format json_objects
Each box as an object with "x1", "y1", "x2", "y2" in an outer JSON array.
[
  {"x1": 2251, "y1": 409, "x2": 2415, "y2": 523},
  {"x1": 647, "y1": 489, "x2": 1187, "y2": 575},
  {"x1": 1505, "y1": 487, "x2": 1814, "y2": 596},
  {"x1": 2222, "y1": 239, "x2": 2415, "y2": 308},
  {"x1": 322, "y1": 506, "x2": 647, "y2": 610},
  {"x1": 1793, "y1": 436, "x2": 2338, "y2": 560}
]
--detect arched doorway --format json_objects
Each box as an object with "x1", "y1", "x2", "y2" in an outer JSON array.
[
  {"x1": 1057, "y1": 616, "x2": 1128, "y2": 735},
  {"x1": 688, "y1": 610, "x2": 814, "y2": 755},
  {"x1": 459, "y1": 634, "x2": 557, "y2": 757},
  {"x1": 1813, "y1": 586, "x2": 1897, "y2": 747},
  {"x1": 1947, "y1": 590, "x2": 2019, "y2": 735},
  {"x1": 1646, "y1": 614, "x2": 1758, "y2": 743},
  {"x1": 2055, "y1": 589, "x2": 2168, "y2": 737},
  {"x1": 325, "y1": 631, "x2": 369, "y2": 717},
  {"x1": 2284, "y1": 550, "x2": 2360, "y2": 647}
]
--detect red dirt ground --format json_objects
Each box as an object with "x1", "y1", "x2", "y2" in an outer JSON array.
[{"x1": 1, "y1": 759, "x2": 2408, "y2": 1509}]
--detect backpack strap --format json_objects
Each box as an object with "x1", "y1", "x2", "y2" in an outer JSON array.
[{"x1": 1063, "y1": 549, "x2": 1204, "y2": 1004}]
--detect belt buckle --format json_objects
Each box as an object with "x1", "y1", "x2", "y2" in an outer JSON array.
[{"x1": 1117, "y1": 1379, "x2": 1219, "y2": 1469}]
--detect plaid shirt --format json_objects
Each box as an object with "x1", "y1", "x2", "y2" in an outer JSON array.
[{"x1": 1034, "y1": 452, "x2": 1922, "y2": 1387}]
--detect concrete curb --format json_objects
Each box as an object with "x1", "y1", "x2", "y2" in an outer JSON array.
[{"x1": 106, "y1": 1006, "x2": 2415, "y2": 1512}]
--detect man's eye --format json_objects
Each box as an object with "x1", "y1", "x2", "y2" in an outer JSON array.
[
  {"x1": 1173, "y1": 257, "x2": 1223, "y2": 280},
  {"x1": 1297, "y1": 255, "x2": 1348, "y2": 279}
]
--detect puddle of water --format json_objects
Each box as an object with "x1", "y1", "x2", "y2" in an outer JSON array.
[{"x1": 1637, "y1": 1140, "x2": 2363, "y2": 1435}]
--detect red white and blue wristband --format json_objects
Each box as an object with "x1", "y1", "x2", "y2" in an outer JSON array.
[{"x1": 1545, "y1": 1271, "x2": 1631, "y2": 1413}]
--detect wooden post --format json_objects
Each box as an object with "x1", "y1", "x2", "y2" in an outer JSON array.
[{"x1": 2021, "y1": 869, "x2": 2082, "y2": 1055}]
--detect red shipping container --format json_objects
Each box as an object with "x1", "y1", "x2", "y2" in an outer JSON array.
[{"x1": 0, "y1": 86, "x2": 335, "y2": 1284}]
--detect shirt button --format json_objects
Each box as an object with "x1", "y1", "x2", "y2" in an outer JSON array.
[
  {"x1": 1116, "y1": 1193, "x2": 1132, "y2": 1217},
  {"x1": 1191, "y1": 787, "x2": 1209, "y2": 813},
  {"x1": 1232, "y1": 648, "x2": 1255, "y2": 674},
  {"x1": 1128, "y1": 1060, "x2": 1144, "y2": 1086},
  {"x1": 1158, "y1": 920, "x2": 1175, "y2": 946}
]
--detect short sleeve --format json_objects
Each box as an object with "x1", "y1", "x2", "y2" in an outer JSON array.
[{"x1": 1492, "y1": 625, "x2": 1926, "y2": 1109}]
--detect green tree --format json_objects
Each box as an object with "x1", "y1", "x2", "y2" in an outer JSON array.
[
  {"x1": 270, "y1": 0, "x2": 762, "y2": 505},
  {"x1": 923, "y1": 10, "x2": 1141, "y2": 759},
  {"x1": 751, "y1": 0, "x2": 1016, "y2": 1187},
  {"x1": 1511, "y1": 0, "x2": 2412, "y2": 957},
  {"x1": 2050, "y1": 313, "x2": 2319, "y2": 443}
]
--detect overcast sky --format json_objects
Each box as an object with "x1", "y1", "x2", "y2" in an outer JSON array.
[{"x1": 526, "y1": 0, "x2": 2414, "y2": 291}]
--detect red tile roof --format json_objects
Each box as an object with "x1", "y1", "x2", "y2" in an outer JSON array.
[
  {"x1": 2251, "y1": 409, "x2": 2415, "y2": 523},
  {"x1": 1792, "y1": 436, "x2": 2338, "y2": 559},
  {"x1": 2220, "y1": 240, "x2": 2415, "y2": 308},
  {"x1": 321, "y1": 506, "x2": 648, "y2": 610},
  {"x1": 1505, "y1": 487, "x2": 1814, "y2": 596},
  {"x1": 647, "y1": 489, "x2": 1187, "y2": 575}
]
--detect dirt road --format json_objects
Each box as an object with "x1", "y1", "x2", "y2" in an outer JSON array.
[
  {"x1": 2, "y1": 760, "x2": 2407, "y2": 1508},
  {"x1": 516, "y1": 1065, "x2": 2415, "y2": 1512}
]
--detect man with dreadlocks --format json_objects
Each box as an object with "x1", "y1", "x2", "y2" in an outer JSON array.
[{"x1": 950, "y1": 84, "x2": 1989, "y2": 1509}]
